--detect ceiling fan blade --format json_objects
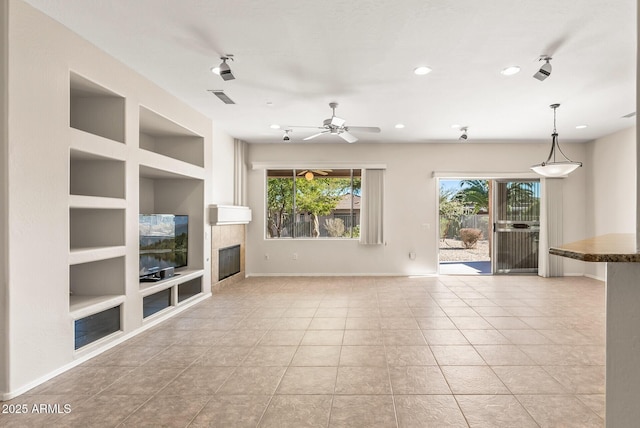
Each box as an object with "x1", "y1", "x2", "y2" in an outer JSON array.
[
  {"x1": 313, "y1": 170, "x2": 330, "y2": 175},
  {"x1": 297, "y1": 170, "x2": 309, "y2": 176},
  {"x1": 345, "y1": 126, "x2": 381, "y2": 133},
  {"x1": 339, "y1": 131, "x2": 358, "y2": 143},
  {"x1": 289, "y1": 125, "x2": 325, "y2": 129},
  {"x1": 330, "y1": 116, "x2": 346, "y2": 127},
  {"x1": 303, "y1": 131, "x2": 328, "y2": 141}
]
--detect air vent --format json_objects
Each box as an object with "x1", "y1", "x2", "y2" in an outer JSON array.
[
  {"x1": 622, "y1": 111, "x2": 636, "y2": 118},
  {"x1": 208, "y1": 90, "x2": 235, "y2": 104}
]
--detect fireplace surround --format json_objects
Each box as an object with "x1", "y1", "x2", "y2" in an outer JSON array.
[{"x1": 211, "y1": 224, "x2": 245, "y2": 291}]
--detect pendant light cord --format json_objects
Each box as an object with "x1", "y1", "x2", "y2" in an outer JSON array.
[{"x1": 544, "y1": 104, "x2": 580, "y2": 165}]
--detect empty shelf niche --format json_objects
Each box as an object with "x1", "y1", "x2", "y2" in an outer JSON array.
[
  {"x1": 70, "y1": 208, "x2": 125, "y2": 250},
  {"x1": 69, "y1": 256, "x2": 125, "y2": 299},
  {"x1": 70, "y1": 149, "x2": 125, "y2": 199},
  {"x1": 139, "y1": 106, "x2": 204, "y2": 167},
  {"x1": 70, "y1": 72, "x2": 125, "y2": 143}
]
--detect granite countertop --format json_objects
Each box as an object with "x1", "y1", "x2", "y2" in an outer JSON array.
[{"x1": 549, "y1": 233, "x2": 640, "y2": 262}]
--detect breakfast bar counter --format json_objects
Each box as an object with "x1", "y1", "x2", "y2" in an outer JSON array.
[{"x1": 550, "y1": 233, "x2": 640, "y2": 428}]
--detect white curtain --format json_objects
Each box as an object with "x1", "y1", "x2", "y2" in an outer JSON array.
[
  {"x1": 233, "y1": 139, "x2": 247, "y2": 206},
  {"x1": 360, "y1": 169, "x2": 384, "y2": 245},
  {"x1": 538, "y1": 177, "x2": 564, "y2": 277}
]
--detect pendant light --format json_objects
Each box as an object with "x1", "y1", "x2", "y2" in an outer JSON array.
[{"x1": 531, "y1": 104, "x2": 582, "y2": 177}]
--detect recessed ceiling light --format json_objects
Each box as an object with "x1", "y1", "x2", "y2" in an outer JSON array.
[
  {"x1": 450, "y1": 124, "x2": 461, "y2": 129},
  {"x1": 266, "y1": 101, "x2": 274, "y2": 106},
  {"x1": 395, "y1": 124, "x2": 405, "y2": 129},
  {"x1": 210, "y1": 66, "x2": 221, "y2": 75},
  {"x1": 270, "y1": 124, "x2": 281, "y2": 129},
  {"x1": 576, "y1": 125, "x2": 588, "y2": 129},
  {"x1": 414, "y1": 66, "x2": 432, "y2": 75},
  {"x1": 501, "y1": 66, "x2": 521, "y2": 76}
]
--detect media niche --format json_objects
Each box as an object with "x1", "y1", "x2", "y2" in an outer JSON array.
[{"x1": 139, "y1": 214, "x2": 188, "y2": 281}]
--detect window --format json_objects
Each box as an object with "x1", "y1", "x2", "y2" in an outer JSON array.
[{"x1": 266, "y1": 169, "x2": 361, "y2": 239}]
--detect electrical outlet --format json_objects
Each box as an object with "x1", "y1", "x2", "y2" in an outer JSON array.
[{"x1": 292, "y1": 252, "x2": 298, "y2": 260}]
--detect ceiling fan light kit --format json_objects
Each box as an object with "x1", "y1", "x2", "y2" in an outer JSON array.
[
  {"x1": 531, "y1": 103, "x2": 583, "y2": 177},
  {"x1": 297, "y1": 169, "x2": 332, "y2": 181}
]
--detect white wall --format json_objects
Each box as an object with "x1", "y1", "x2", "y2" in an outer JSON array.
[
  {"x1": 246, "y1": 141, "x2": 588, "y2": 276},
  {"x1": 1, "y1": 0, "x2": 9, "y2": 395},
  {"x1": 3, "y1": 0, "x2": 224, "y2": 396},
  {"x1": 211, "y1": 127, "x2": 235, "y2": 205},
  {"x1": 584, "y1": 126, "x2": 637, "y2": 279}
]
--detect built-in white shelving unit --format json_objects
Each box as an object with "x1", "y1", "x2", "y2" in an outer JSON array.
[
  {"x1": 65, "y1": 77, "x2": 208, "y2": 351},
  {"x1": 68, "y1": 73, "x2": 127, "y2": 350},
  {"x1": 3, "y1": 4, "x2": 213, "y2": 399},
  {"x1": 138, "y1": 106, "x2": 205, "y2": 321}
]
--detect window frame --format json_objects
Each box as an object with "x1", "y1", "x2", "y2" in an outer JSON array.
[{"x1": 265, "y1": 168, "x2": 361, "y2": 240}]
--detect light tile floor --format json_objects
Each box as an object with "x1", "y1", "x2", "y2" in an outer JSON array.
[{"x1": 1, "y1": 275, "x2": 606, "y2": 427}]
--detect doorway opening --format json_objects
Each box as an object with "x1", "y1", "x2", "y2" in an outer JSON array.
[
  {"x1": 439, "y1": 179, "x2": 492, "y2": 274},
  {"x1": 438, "y1": 178, "x2": 540, "y2": 275}
]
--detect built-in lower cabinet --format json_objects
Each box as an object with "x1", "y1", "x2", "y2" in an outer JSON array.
[{"x1": 74, "y1": 305, "x2": 121, "y2": 350}]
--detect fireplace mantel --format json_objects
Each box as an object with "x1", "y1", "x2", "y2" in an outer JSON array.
[{"x1": 209, "y1": 205, "x2": 251, "y2": 225}]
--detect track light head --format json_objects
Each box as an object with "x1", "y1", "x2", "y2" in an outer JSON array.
[
  {"x1": 533, "y1": 56, "x2": 552, "y2": 81},
  {"x1": 459, "y1": 127, "x2": 468, "y2": 140},
  {"x1": 283, "y1": 129, "x2": 291, "y2": 141},
  {"x1": 218, "y1": 55, "x2": 235, "y2": 81}
]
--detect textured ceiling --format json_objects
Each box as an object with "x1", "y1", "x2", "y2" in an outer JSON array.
[{"x1": 25, "y1": 0, "x2": 637, "y2": 144}]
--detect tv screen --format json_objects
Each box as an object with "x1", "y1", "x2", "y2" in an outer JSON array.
[{"x1": 139, "y1": 214, "x2": 188, "y2": 280}]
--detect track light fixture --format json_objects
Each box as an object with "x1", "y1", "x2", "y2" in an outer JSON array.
[
  {"x1": 283, "y1": 129, "x2": 291, "y2": 141},
  {"x1": 531, "y1": 104, "x2": 582, "y2": 177},
  {"x1": 459, "y1": 127, "x2": 468, "y2": 140},
  {"x1": 533, "y1": 56, "x2": 552, "y2": 81},
  {"x1": 217, "y1": 55, "x2": 235, "y2": 81}
]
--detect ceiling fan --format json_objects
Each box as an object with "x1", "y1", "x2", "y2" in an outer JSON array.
[
  {"x1": 297, "y1": 169, "x2": 332, "y2": 180},
  {"x1": 291, "y1": 102, "x2": 381, "y2": 143}
]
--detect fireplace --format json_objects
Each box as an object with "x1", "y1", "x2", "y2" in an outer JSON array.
[
  {"x1": 218, "y1": 244, "x2": 241, "y2": 281},
  {"x1": 211, "y1": 223, "x2": 246, "y2": 292}
]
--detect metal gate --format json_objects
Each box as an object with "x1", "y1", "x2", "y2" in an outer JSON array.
[{"x1": 493, "y1": 180, "x2": 540, "y2": 274}]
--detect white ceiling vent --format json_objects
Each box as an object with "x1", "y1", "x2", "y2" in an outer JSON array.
[{"x1": 208, "y1": 90, "x2": 235, "y2": 105}]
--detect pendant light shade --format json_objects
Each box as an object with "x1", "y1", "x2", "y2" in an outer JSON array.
[{"x1": 531, "y1": 104, "x2": 582, "y2": 177}]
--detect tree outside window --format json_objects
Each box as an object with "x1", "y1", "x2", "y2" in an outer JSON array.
[{"x1": 266, "y1": 169, "x2": 361, "y2": 239}]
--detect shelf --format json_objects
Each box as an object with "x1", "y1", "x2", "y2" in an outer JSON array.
[
  {"x1": 140, "y1": 269, "x2": 204, "y2": 297},
  {"x1": 70, "y1": 294, "x2": 125, "y2": 320},
  {"x1": 69, "y1": 195, "x2": 127, "y2": 210},
  {"x1": 139, "y1": 106, "x2": 204, "y2": 167},
  {"x1": 70, "y1": 128, "x2": 127, "y2": 161},
  {"x1": 210, "y1": 204, "x2": 252, "y2": 225},
  {"x1": 70, "y1": 72, "x2": 125, "y2": 143},
  {"x1": 70, "y1": 209, "x2": 125, "y2": 249},
  {"x1": 139, "y1": 150, "x2": 205, "y2": 180},
  {"x1": 69, "y1": 246, "x2": 126, "y2": 265},
  {"x1": 70, "y1": 146, "x2": 126, "y2": 199}
]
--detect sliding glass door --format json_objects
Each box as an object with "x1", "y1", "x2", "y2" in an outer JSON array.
[{"x1": 492, "y1": 180, "x2": 541, "y2": 274}]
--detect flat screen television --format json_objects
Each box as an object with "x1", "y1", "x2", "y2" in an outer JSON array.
[{"x1": 139, "y1": 214, "x2": 188, "y2": 280}]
